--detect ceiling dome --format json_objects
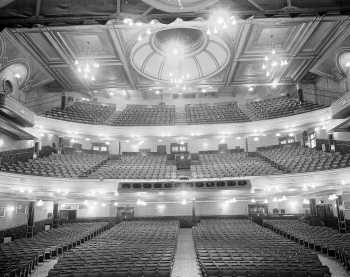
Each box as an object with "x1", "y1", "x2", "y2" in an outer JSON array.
[
  {"x1": 154, "y1": 28, "x2": 205, "y2": 55},
  {"x1": 141, "y1": 0, "x2": 218, "y2": 13},
  {"x1": 131, "y1": 27, "x2": 230, "y2": 84},
  {"x1": 338, "y1": 51, "x2": 350, "y2": 75},
  {"x1": 0, "y1": 62, "x2": 29, "y2": 89}
]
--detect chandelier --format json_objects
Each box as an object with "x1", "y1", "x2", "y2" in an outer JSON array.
[
  {"x1": 262, "y1": 35, "x2": 288, "y2": 78},
  {"x1": 206, "y1": 9, "x2": 236, "y2": 36},
  {"x1": 74, "y1": 41, "x2": 99, "y2": 82}
]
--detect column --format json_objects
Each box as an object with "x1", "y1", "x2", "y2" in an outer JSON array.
[
  {"x1": 26, "y1": 201, "x2": 35, "y2": 238},
  {"x1": 52, "y1": 202, "x2": 59, "y2": 228},
  {"x1": 309, "y1": 198, "x2": 316, "y2": 217}
]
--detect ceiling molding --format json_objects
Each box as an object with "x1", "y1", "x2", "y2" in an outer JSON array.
[
  {"x1": 300, "y1": 19, "x2": 350, "y2": 81},
  {"x1": 107, "y1": 23, "x2": 137, "y2": 89},
  {"x1": 225, "y1": 21, "x2": 252, "y2": 86}
]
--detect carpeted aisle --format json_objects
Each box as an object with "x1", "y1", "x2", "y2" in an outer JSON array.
[{"x1": 172, "y1": 228, "x2": 201, "y2": 277}]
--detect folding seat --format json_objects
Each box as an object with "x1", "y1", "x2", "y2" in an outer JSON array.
[
  {"x1": 293, "y1": 271, "x2": 307, "y2": 277},
  {"x1": 278, "y1": 271, "x2": 294, "y2": 277}
]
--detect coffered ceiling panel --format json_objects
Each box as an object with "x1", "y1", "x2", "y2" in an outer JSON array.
[
  {"x1": 302, "y1": 21, "x2": 336, "y2": 53},
  {"x1": 25, "y1": 32, "x2": 62, "y2": 63},
  {"x1": 57, "y1": 29, "x2": 119, "y2": 61},
  {"x1": 234, "y1": 61, "x2": 268, "y2": 83},
  {"x1": 244, "y1": 22, "x2": 307, "y2": 56},
  {"x1": 92, "y1": 65, "x2": 129, "y2": 88},
  {"x1": 4, "y1": 15, "x2": 350, "y2": 94}
]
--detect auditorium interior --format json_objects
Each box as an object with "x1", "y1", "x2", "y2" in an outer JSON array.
[{"x1": 2, "y1": 0, "x2": 350, "y2": 276}]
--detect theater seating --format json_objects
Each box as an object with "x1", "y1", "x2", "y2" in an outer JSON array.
[
  {"x1": 185, "y1": 102, "x2": 250, "y2": 124},
  {"x1": 246, "y1": 97, "x2": 326, "y2": 120},
  {"x1": 0, "y1": 151, "x2": 108, "y2": 178},
  {"x1": 42, "y1": 98, "x2": 326, "y2": 125},
  {"x1": 0, "y1": 147, "x2": 34, "y2": 165},
  {"x1": 191, "y1": 152, "x2": 282, "y2": 178},
  {"x1": 0, "y1": 222, "x2": 111, "y2": 277},
  {"x1": 0, "y1": 219, "x2": 54, "y2": 243},
  {"x1": 264, "y1": 219, "x2": 350, "y2": 271},
  {"x1": 193, "y1": 219, "x2": 330, "y2": 277},
  {"x1": 2, "y1": 146, "x2": 349, "y2": 179},
  {"x1": 257, "y1": 143, "x2": 350, "y2": 173},
  {"x1": 44, "y1": 102, "x2": 116, "y2": 124},
  {"x1": 109, "y1": 104, "x2": 176, "y2": 126},
  {"x1": 88, "y1": 154, "x2": 176, "y2": 179},
  {"x1": 48, "y1": 220, "x2": 179, "y2": 277}
]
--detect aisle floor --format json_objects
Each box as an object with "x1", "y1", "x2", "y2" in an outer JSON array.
[
  {"x1": 29, "y1": 258, "x2": 57, "y2": 277},
  {"x1": 172, "y1": 228, "x2": 201, "y2": 277},
  {"x1": 318, "y1": 254, "x2": 350, "y2": 277}
]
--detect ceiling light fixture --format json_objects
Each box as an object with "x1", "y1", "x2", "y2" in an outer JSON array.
[
  {"x1": 207, "y1": 9, "x2": 236, "y2": 36},
  {"x1": 262, "y1": 35, "x2": 288, "y2": 79},
  {"x1": 74, "y1": 41, "x2": 99, "y2": 82}
]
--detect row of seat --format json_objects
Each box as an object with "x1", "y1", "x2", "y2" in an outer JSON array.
[
  {"x1": 193, "y1": 219, "x2": 330, "y2": 277},
  {"x1": 192, "y1": 153, "x2": 282, "y2": 178},
  {"x1": 0, "y1": 152, "x2": 108, "y2": 178},
  {"x1": 48, "y1": 220, "x2": 179, "y2": 277},
  {"x1": 258, "y1": 143, "x2": 350, "y2": 173},
  {"x1": 246, "y1": 97, "x2": 324, "y2": 120},
  {"x1": 42, "y1": 97, "x2": 326, "y2": 126},
  {"x1": 263, "y1": 219, "x2": 350, "y2": 271},
  {"x1": 108, "y1": 104, "x2": 176, "y2": 126},
  {"x1": 0, "y1": 222, "x2": 111, "y2": 277},
  {"x1": 0, "y1": 148, "x2": 34, "y2": 165},
  {"x1": 44, "y1": 102, "x2": 116, "y2": 125},
  {"x1": 1, "y1": 145, "x2": 350, "y2": 179},
  {"x1": 185, "y1": 102, "x2": 249, "y2": 124}
]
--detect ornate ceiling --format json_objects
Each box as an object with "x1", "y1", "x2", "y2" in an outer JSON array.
[
  {"x1": 3, "y1": 15, "x2": 350, "y2": 95},
  {"x1": 130, "y1": 21, "x2": 230, "y2": 84},
  {"x1": 140, "y1": 0, "x2": 219, "y2": 13}
]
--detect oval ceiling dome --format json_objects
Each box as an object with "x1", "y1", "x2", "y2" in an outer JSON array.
[
  {"x1": 0, "y1": 62, "x2": 29, "y2": 90},
  {"x1": 131, "y1": 27, "x2": 230, "y2": 84},
  {"x1": 141, "y1": 0, "x2": 218, "y2": 13},
  {"x1": 338, "y1": 51, "x2": 350, "y2": 75}
]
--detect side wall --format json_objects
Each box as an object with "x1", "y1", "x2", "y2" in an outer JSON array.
[{"x1": 0, "y1": 200, "x2": 53, "y2": 230}]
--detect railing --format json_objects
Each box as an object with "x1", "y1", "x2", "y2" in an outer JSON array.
[{"x1": 331, "y1": 92, "x2": 350, "y2": 118}]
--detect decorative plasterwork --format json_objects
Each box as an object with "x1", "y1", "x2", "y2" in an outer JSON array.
[
  {"x1": 337, "y1": 49, "x2": 350, "y2": 77},
  {"x1": 5, "y1": 16, "x2": 350, "y2": 93},
  {"x1": 130, "y1": 26, "x2": 230, "y2": 84},
  {"x1": 141, "y1": 0, "x2": 218, "y2": 13},
  {"x1": 0, "y1": 62, "x2": 29, "y2": 89}
]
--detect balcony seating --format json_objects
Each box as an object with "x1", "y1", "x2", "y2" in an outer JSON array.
[
  {"x1": 2, "y1": 145, "x2": 350, "y2": 179},
  {"x1": 0, "y1": 222, "x2": 111, "y2": 277},
  {"x1": 185, "y1": 102, "x2": 250, "y2": 124},
  {"x1": 257, "y1": 143, "x2": 350, "y2": 173},
  {"x1": 88, "y1": 154, "x2": 176, "y2": 179},
  {"x1": 0, "y1": 147, "x2": 34, "y2": 165},
  {"x1": 43, "y1": 102, "x2": 116, "y2": 124},
  {"x1": 246, "y1": 96, "x2": 326, "y2": 120},
  {"x1": 191, "y1": 152, "x2": 282, "y2": 178},
  {"x1": 48, "y1": 220, "x2": 179, "y2": 277},
  {"x1": 110, "y1": 104, "x2": 176, "y2": 126},
  {"x1": 264, "y1": 219, "x2": 350, "y2": 270},
  {"x1": 0, "y1": 151, "x2": 108, "y2": 178},
  {"x1": 42, "y1": 97, "x2": 326, "y2": 125},
  {"x1": 193, "y1": 219, "x2": 330, "y2": 277}
]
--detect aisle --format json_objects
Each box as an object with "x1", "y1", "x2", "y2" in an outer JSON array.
[
  {"x1": 30, "y1": 259, "x2": 57, "y2": 277},
  {"x1": 172, "y1": 228, "x2": 201, "y2": 277},
  {"x1": 318, "y1": 254, "x2": 350, "y2": 277}
]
